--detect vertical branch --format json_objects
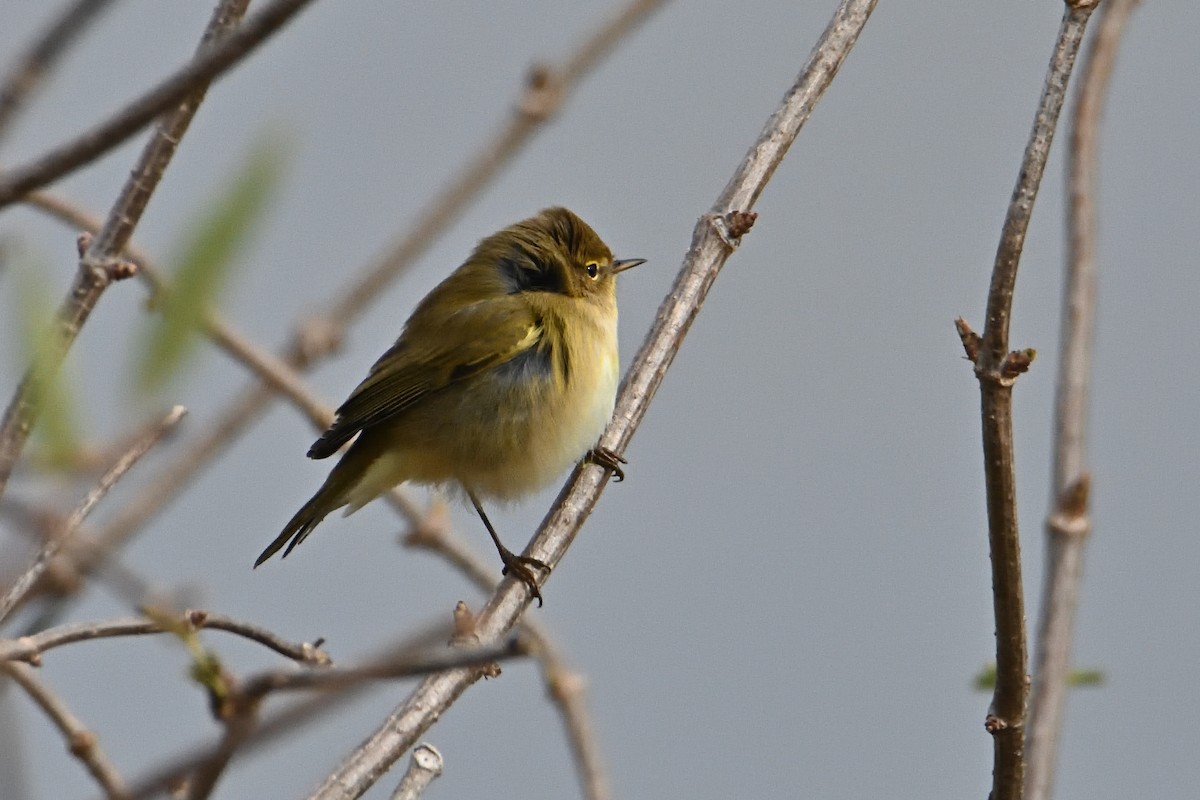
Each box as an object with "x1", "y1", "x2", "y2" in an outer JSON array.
[
  {"x1": 1026, "y1": 3, "x2": 1140, "y2": 799},
  {"x1": 959, "y1": 3, "x2": 1099, "y2": 799}
]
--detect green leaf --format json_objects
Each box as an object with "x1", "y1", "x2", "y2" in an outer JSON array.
[
  {"x1": 972, "y1": 662, "x2": 1105, "y2": 692},
  {"x1": 136, "y1": 133, "x2": 288, "y2": 393},
  {"x1": 10, "y1": 259, "x2": 81, "y2": 470},
  {"x1": 973, "y1": 662, "x2": 997, "y2": 691},
  {"x1": 1068, "y1": 668, "x2": 1105, "y2": 687}
]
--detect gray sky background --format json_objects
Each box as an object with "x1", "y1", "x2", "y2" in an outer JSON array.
[{"x1": 2, "y1": 1, "x2": 1198, "y2": 798}]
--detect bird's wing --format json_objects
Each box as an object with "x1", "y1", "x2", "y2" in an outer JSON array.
[{"x1": 307, "y1": 294, "x2": 541, "y2": 459}]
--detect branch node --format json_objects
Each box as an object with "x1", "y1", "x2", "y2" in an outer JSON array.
[
  {"x1": 707, "y1": 210, "x2": 758, "y2": 251},
  {"x1": 518, "y1": 64, "x2": 564, "y2": 120},
  {"x1": 1048, "y1": 473, "x2": 1092, "y2": 538},
  {"x1": 954, "y1": 317, "x2": 981, "y2": 361},
  {"x1": 302, "y1": 640, "x2": 333, "y2": 666},
  {"x1": 725, "y1": 209, "x2": 758, "y2": 239},
  {"x1": 16, "y1": 636, "x2": 41, "y2": 665},
  {"x1": 75, "y1": 231, "x2": 92, "y2": 256},
  {"x1": 294, "y1": 314, "x2": 344, "y2": 367},
  {"x1": 1000, "y1": 347, "x2": 1037, "y2": 378},
  {"x1": 67, "y1": 729, "x2": 97, "y2": 758},
  {"x1": 546, "y1": 665, "x2": 586, "y2": 705},
  {"x1": 451, "y1": 600, "x2": 477, "y2": 641},
  {"x1": 108, "y1": 258, "x2": 139, "y2": 281}
]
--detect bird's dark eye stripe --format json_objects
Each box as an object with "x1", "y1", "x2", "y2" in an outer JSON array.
[{"x1": 497, "y1": 253, "x2": 565, "y2": 294}]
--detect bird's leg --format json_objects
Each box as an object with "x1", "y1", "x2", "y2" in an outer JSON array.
[
  {"x1": 468, "y1": 489, "x2": 547, "y2": 607},
  {"x1": 585, "y1": 446, "x2": 627, "y2": 482}
]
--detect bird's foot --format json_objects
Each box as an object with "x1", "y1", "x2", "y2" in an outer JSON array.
[
  {"x1": 498, "y1": 546, "x2": 548, "y2": 607},
  {"x1": 586, "y1": 446, "x2": 627, "y2": 482}
]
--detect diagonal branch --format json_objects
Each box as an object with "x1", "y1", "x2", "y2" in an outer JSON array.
[
  {"x1": 1025, "y1": 3, "x2": 1140, "y2": 799},
  {"x1": 309, "y1": 2, "x2": 877, "y2": 796},
  {"x1": 2, "y1": 660, "x2": 129, "y2": 799}
]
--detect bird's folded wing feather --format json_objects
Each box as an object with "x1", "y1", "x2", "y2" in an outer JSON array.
[{"x1": 307, "y1": 295, "x2": 539, "y2": 459}]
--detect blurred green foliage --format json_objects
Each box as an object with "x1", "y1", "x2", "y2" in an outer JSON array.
[
  {"x1": 9, "y1": 258, "x2": 81, "y2": 470},
  {"x1": 136, "y1": 134, "x2": 287, "y2": 393}
]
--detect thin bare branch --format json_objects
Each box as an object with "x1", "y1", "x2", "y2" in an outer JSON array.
[
  {"x1": 0, "y1": 609, "x2": 330, "y2": 665},
  {"x1": 2, "y1": 661, "x2": 129, "y2": 799},
  {"x1": 389, "y1": 744, "x2": 443, "y2": 800},
  {"x1": 117, "y1": 637, "x2": 523, "y2": 800},
  {"x1": 955, "y1": 2, "x2": 1099, "y2": 798},
  {"x1": 0, "y1": 406, "x2": 185, "y2": 626},
  {"x1": 310, "y1": 3, "x2": 876, "y2": 796},
  {"x1": 0, "y1": 0, "x2": 119, "y2": 146},
  {"x1": 405, "y1": 503, "x2": 609, "y2": 800},
  {"x1": 1026, "y1": 3, "x2": 1140, "y2": 799},
  {"x1": 0, "y1": 0, "x2": 316, "y2": 209}
]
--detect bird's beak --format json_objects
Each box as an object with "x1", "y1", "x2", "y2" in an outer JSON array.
[{"x1": 611, "y1": 258, "x2": 646, "y2": 275}]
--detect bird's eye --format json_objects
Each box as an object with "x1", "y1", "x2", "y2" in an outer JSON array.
[{"x1": 585, "y1": 262, "x2": 600, "y2": 279}]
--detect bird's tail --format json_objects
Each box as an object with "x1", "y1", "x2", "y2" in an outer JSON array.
[{"x1": 254, "y1": 481, "x2": 345, "y2": 567}]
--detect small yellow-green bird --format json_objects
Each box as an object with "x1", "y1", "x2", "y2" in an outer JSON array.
[{"x1": 255, "y1": 207, "x2": 643, "y2": 604}]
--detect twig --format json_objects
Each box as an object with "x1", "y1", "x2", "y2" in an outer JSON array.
[
  {"x1": 0, "y1": 238, "x2": 139, "y2": 509},
  {"x1": 310, "y1": 3, "x2": 876, "y2": 797},
  {"x1": 0, "y1": 0, "x2": 316, "y2": 209},
  {"x1": 0, "y1": 0, "x2": 118, "y2": 146},
  {"x1": 389, "y1": 744, "x2": 443, "y2": 800},
  {"x1": 2, "y1": 661, "x2": 129, "y2": 799},
  {"x1": 117, "y1": 637, "x2": 523, "y2": 800},
  {"x1": 0, "y1": 406, "x2": 186, "y2": 627},
  {"x1": 0, "y1": 609, "x2": 330, "y2": 665},
  {"x1": 1025, "y1": 3, "x2": 1139, "y2": 799},
  {"x1": 956, "y1": 3, "x2": 1099, "y2": 799},
  {"x1": 406, "y1": 503, "x2": 609, "y2": 800}
]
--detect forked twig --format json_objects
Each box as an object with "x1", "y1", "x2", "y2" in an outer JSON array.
[{"x1": 955, "y1": 2, "x2": 1099, "y2": 798}]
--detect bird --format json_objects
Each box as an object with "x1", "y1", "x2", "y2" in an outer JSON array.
[{"x1": 254, "y1": 207, "x2": 644, "y2": 604}]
